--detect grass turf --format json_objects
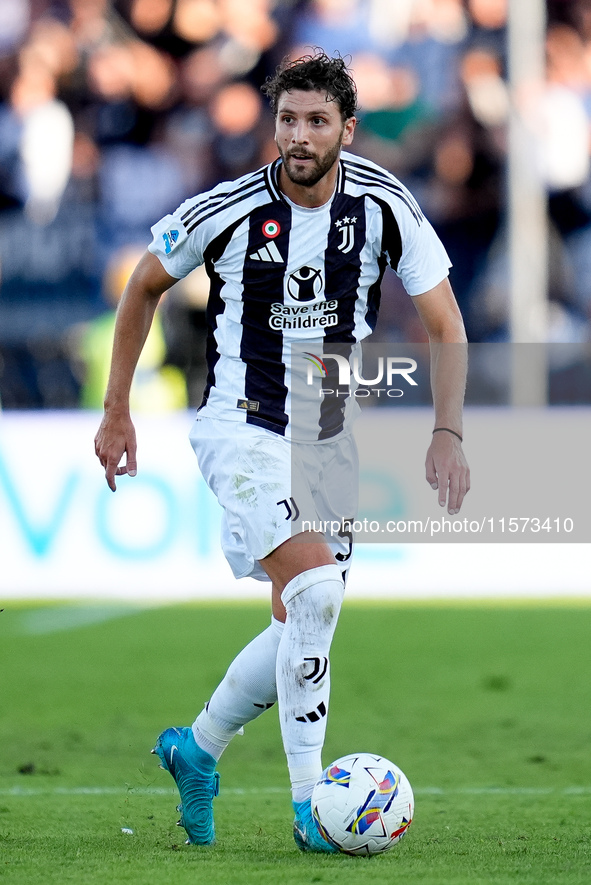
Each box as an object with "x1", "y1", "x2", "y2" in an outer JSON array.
[{"x1": 1, "y1": 602, "x2": 590, "y2": 883}]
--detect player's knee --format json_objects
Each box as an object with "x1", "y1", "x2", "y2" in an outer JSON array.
[{"x1": 281, "y1": 564, "x2": 345, "y2": 632}]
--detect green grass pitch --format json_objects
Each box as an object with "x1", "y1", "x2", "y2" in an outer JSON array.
[{"x1": 1, "y1": 601, "x2": 591, "y2": 884}]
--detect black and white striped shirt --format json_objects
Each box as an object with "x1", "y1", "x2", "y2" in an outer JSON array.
[{"x1": 149, "y1": 150, "x2": 451, "y2": 439}]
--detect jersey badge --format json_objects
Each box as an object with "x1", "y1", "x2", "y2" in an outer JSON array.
[
  {"x1": 236, "y1": 398, "x2": 260, "y2": 412},
  {"x1": 162, "y1": 229, "x2": 179, "y2": 254},
  {"x1": 335, "y1": 216, "x2": 357, "y2": 254},
  {"x1": 262, "y1": 220, "x2": 281, "y2": 238}
]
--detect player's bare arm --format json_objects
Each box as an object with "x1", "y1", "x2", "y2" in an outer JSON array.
[
  {"x1": 412, "y1": 278, "x2": 470, "y2": 514},
  {"x1": 94, "y1": 250, "x2": 178, "y2": 491}
]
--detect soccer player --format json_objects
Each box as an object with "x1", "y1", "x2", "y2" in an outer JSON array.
[{"x1": 94, "y1": 51, "x2": 469, "y2": 852}]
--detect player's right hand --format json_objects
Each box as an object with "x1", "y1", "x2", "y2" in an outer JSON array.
[{"x1": 94, "y1": 410, "x2": 137, "y2": 492}]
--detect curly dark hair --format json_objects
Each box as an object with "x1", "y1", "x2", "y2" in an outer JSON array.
[{"x1": 262, "y1": 50, "x2": 358, "y2": 121}]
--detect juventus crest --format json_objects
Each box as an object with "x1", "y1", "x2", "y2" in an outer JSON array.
[{"x1": 335, "y1": 216, "x2": 357, "y2": 254}]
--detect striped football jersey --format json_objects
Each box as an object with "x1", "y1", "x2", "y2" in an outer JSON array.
[{"x1": 148, "y1": 150, "x2": 451, "y2": 440}]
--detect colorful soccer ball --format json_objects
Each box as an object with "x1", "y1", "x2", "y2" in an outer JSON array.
[{"x1": 312, "y1": 753, "x2": 414, "y2": 856}]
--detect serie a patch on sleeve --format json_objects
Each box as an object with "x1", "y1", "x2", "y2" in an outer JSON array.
[
  {"x1": 162, "y1": 228, "x2": 180, "y2": 254},
  {"x1": 236, "y1": 398, "x2": 260, "y2": 412}
]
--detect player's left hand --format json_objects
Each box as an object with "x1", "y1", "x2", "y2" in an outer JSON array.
[{"x1": 425, "y1": 431, "x2": 470, "y2": 514}]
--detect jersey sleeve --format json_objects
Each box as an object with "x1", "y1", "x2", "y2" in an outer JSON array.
[
  {"x1": 383, "y1": 189, "x2": 452, "y2": 297},
  {"x1": 396, "y1": 215, "x2": 452, "y2": 296},
  {"x1": 148, "y1": 196, "x2": 205, "y2": 280}
]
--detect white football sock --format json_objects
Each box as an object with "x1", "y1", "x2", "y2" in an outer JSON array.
[
  {"x1": 276, "y1": 564, "x2": 345, "y2": 803},
  {"x1": 192, "y1": 616, "x2": 284, "y2": 761}
]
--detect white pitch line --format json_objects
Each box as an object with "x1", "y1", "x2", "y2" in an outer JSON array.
[{"x1": 1, "y1": 786, "x2": 591, "y2": 797}]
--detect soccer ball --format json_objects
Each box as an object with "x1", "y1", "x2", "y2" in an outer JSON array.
[{"x1": 312, "y1": 752, "x2": 414, "y2": 856}]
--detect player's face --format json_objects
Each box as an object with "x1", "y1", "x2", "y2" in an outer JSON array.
[{"x1": 275, "y1": 89, "x2": 356, "y2": 189}]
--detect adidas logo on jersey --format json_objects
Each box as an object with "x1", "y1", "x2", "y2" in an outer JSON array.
[{"x1": 249, "y1": 241, "x2": 283, "y2": 263}]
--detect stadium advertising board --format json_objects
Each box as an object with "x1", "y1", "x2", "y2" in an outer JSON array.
[{"x1": 0, "y1": 409, "x2": 589, "y2": 600}]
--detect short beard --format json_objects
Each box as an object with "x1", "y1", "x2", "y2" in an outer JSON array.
[{"x1": 279, "y1": 136, "x2": 343, "y2": 188}]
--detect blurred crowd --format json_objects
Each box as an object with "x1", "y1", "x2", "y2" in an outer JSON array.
[{"x1": 1, "y1": 0, "x2": 591, "y2": 409}]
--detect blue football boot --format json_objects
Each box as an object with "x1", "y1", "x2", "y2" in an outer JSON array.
[
  {"x1": 152, "y1": 726, "x2": 220, "y2": 845},
  {"x1": 292, "y1": 798, "x2": 339, "y2": 853}
]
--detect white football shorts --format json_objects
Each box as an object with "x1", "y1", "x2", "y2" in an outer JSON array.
[{"x1": 189, "y1": 415, "x2": 358, "y2": 581}]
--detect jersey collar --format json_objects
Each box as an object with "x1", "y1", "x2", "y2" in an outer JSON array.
[{"x1": 268, "y1": 157, "x2": 346, "y2": 205}]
